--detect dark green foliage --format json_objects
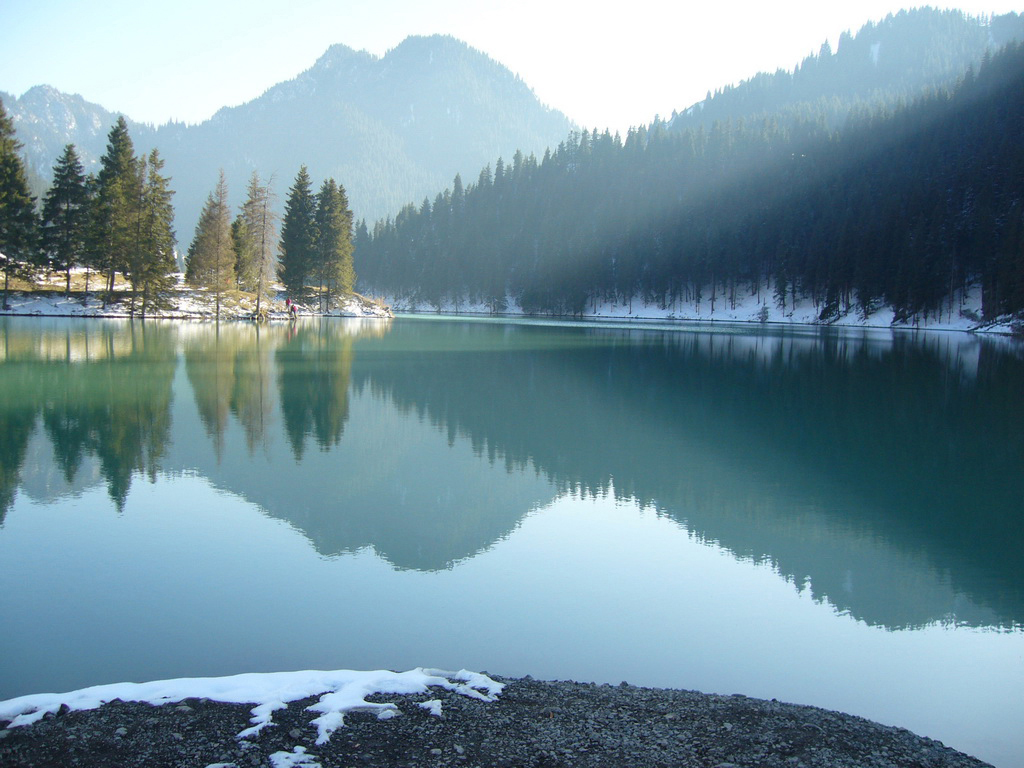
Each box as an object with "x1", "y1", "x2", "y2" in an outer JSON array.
[
  {"x1": 0, "y1": 97, "x2": 40, "y2": 308},
  {"x1": 90, "y1": 116, "x2": 139, "y2": 300},
  {"x1": 41, "y1": 144, "x2": 90, "y2": 295},
  {"x1": 278, "y1": 166, "x2": 316, "y2": 298},
  {"x1": 129, "y1": 149, "x2": 177, "y2": 316},
  {"x1": 313, "y1": 177, "x2": 355, "y2": 310},
  {"x1": 231, "y1": 214, "x2": 248, "y2": 288},
  {"x1": 358, "y1": 42, "x2": 1024, "y2": 322},
  {"x1": 67, "y1": 119, "x2": 179, "y2": 310}
]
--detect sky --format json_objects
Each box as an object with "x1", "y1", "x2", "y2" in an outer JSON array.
[{"x1": 1, "y1": 1, "x2": 1020, "y2": 135}]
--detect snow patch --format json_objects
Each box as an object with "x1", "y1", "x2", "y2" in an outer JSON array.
[
  {"x1": 0, "y1": 668, "x2": 503, "y2": 749},
  {"x1": 269, "y1": 746, "x2": 321, "y2": 768},
  {"x1": 418, "y1": 699, "x2": 444, "y2": 717},
  {"x1": 0, "y1": 272, "x2": 391, "y2": 320}
]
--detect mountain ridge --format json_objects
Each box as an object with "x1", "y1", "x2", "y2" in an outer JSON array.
[
  {"x1": 4, "y1": 34, "x2": 575, "y2": 240},
  {"x1": 668, "y1": 8, "x2": 1024, "y2": 133}
]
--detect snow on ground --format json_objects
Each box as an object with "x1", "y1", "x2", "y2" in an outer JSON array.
[
  {"x1": 0, "y1": 668, "x2": 503, "y2": 749},
  {"x1": 5, "y1": 275, "x2": 1021, "y2": 334},
  {"x1": 0, "y1": 272, "x2": 391, "y2": 320},
  {"x1": 383, "y1": 281, "x2": 1021, "y2": 336}
]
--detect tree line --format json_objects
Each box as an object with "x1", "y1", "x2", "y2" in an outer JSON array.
[
  {"x1": 0, "y1": 102, "x2": 356, "y2": 318},
  {"x1": 184, "y1": 165, "x2": 356, "y2": 317},
  {"x1": 1, "y1": 112, "x2": 176, "y2": 315},
  {"x1": 355, "y1": 41, "x2": 1024, "y2": 322}
]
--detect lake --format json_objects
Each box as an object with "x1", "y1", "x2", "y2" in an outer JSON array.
[{"x1": 0, "y1": 315, "x2": 1021, "y2": 766}]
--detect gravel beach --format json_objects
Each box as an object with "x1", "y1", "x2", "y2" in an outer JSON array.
[{"x1": 0, "y1": 676, "x2": 991, "y2": 768}]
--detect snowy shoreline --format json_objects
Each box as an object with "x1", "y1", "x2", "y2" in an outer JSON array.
[
  {"x1": 0, "y1": 290, "x2": 392, "y2": 321},
  {"x1": 0, "y1": 669, "x2": 991, "y2": 768},
  {"x1": 0, "y1": 272, "x2": 392, "y2": 321},
  {"x1": 383, "y1": 282, "x2": 1023, "y2": 337},
  {"x1": 3, "y1": 277, "x2": 1021, "y2": 335}
]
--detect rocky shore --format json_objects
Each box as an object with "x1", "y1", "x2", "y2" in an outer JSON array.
[{"x1": 0, "y1": 676, "x2": 991, "y2": 768}]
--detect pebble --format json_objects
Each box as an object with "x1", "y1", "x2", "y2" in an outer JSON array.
[{"x1": 0, "y1": 676, "x2": 992, "y2": 768}]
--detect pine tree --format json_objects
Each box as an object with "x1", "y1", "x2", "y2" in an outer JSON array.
[
  {"x1": 185, "y1": 170, "x2": 234, "y2": 318},
  {"x1": 91, "y1": 116, "x2": 138, "y2": 304},
  {"x1": 230, "y1": 214, "x2": 249, "y2": 290},
  {"x1": 313, "y1": 177, "x2": 355, "y2": 310},
  {"x1": 0, "y1": 97, "x2": 39, "y2": 309},
  {"x1": 239, "y1": 170, "x2": 278, "y2": 318},
  {"x1": 130, "y1": 149, "x2": 177, "y2": 316},
  {"x1": 41, "y1": 144, "x2": 90, "y2": 296},
  {"x1": 278, "y1": 165, "x2": 316, "y2": 300},
  {"x1": 336, "y1": 181, "x2": 356, "y2": 298}
]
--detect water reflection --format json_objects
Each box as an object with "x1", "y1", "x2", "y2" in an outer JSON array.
[
  {"x1": 1, "y1": 316, "x2": 1022, "y2": 631},
  {"x1": 276, "y1": 323, "x2": 356, "y2": 458},
  {"x1": 0, "y1": 321, "x2": 176, "y2": 512},
  {"x1": 349, "y1": 321, "x2": 1024, "y2": 630}
]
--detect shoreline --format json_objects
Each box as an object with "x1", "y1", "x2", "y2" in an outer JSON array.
[
  {"x1": 0, "y1": 281, "x2": 392, "y2": 322},
  {"x1": 390, "y1": 306, "x2": 1021, "y2": 337},
  {"x1": 0, "y1": 674, "x2": 993, "y2": 768},
  {"x1": 2, "y1": 287, "x2": 1021, "y2": 337},
  {"x1": 381, "y1": 283, "x2": 1023, "y2": 337}
]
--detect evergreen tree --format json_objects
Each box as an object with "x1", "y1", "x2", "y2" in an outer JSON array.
[
  {"x1": 239, "y1": 170, "x2": 278, "y2": 318},
  {"x1": 313, "y1": 177, "x2": 355, "y2": 310},
  {"x1": 129, "y1": 149, "x2": 177, "y2": 316},
  {"x1": 278, "y1": 165, "x2": 316, "y2": 299},
  {"x1": 185, "y1": 170, "x2": 234, "y2": 318},
  {"x1": 0, "y1": 97, "x2": 39, "y2": 309},
  {"x1": 40, "y1": 144, "x2": 90, "y2": 296},
  {"x1": 230, "y1": 214, "x2": 249, "y2": 290},
  {"x1": 336, "y1": 182, "x2": 356, "y2": 298},
  {"x1": 90, "y1": 116, "x2": 138, "y2": 304}
]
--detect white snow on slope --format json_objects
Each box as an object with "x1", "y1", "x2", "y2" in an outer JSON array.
[
  {"x1": 382, "y1": 281, "x2": 1021, "y2": 335},
  {"x1": 0, "y1": 668, "x2": 503, "y2": 747}
]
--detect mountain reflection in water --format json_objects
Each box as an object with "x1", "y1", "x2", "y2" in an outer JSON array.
[{"x1": 1, "y1": 315, "x2": 1022, "y2": 634}]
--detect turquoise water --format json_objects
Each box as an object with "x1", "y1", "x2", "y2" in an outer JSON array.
[{"x1": 0, "y1": 316, "x2": 1021, "y2": 765}]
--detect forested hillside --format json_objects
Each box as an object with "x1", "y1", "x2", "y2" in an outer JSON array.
[
  {"x1": 670, "y1": 9, "x2": 1024, "y2": 133},
  {"x1": 356, "y1": 37, "x2": 1024, "y2": 322}
]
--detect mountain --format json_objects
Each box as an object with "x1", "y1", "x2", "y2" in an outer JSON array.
[
  {"x1": 669, "y1": 8, "x2": 1024, "y2": 133},
  {"x1": 0, "y1": 85, "x2": 121, "y2": 174},
  {"x1": 357, "y1": 12, "x2": 1024, "y2": 322},
  {"x1": 4, "y1": 35, "x2": 574, "y2": 243},
  {"x1": 0, "y1": 85, "x2": 119, "y2": 200}
]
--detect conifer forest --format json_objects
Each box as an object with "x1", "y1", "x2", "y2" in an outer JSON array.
[{"x1": 356, "y1": 38, "x2": 1024, "y2": 322}]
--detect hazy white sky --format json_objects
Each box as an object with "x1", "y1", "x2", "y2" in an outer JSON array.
[{"x1": 1, "y1": 1, "x2": 1019, "y2": 134}]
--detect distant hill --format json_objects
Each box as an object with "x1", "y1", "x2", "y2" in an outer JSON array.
[
  {"x1": 357, "y1": 21, "x2": 1024, "y2": 322},
  {"x1": 669, "y1": 8, "x2": 1024, "y2": 133},
  {"x1": 3, "y1": 34, "x2": 574, "y2": 243}
]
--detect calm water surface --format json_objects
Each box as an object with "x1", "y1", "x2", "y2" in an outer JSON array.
[{"x1": 0, "y1": 316, "x2": 1022, "y2": 766}]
